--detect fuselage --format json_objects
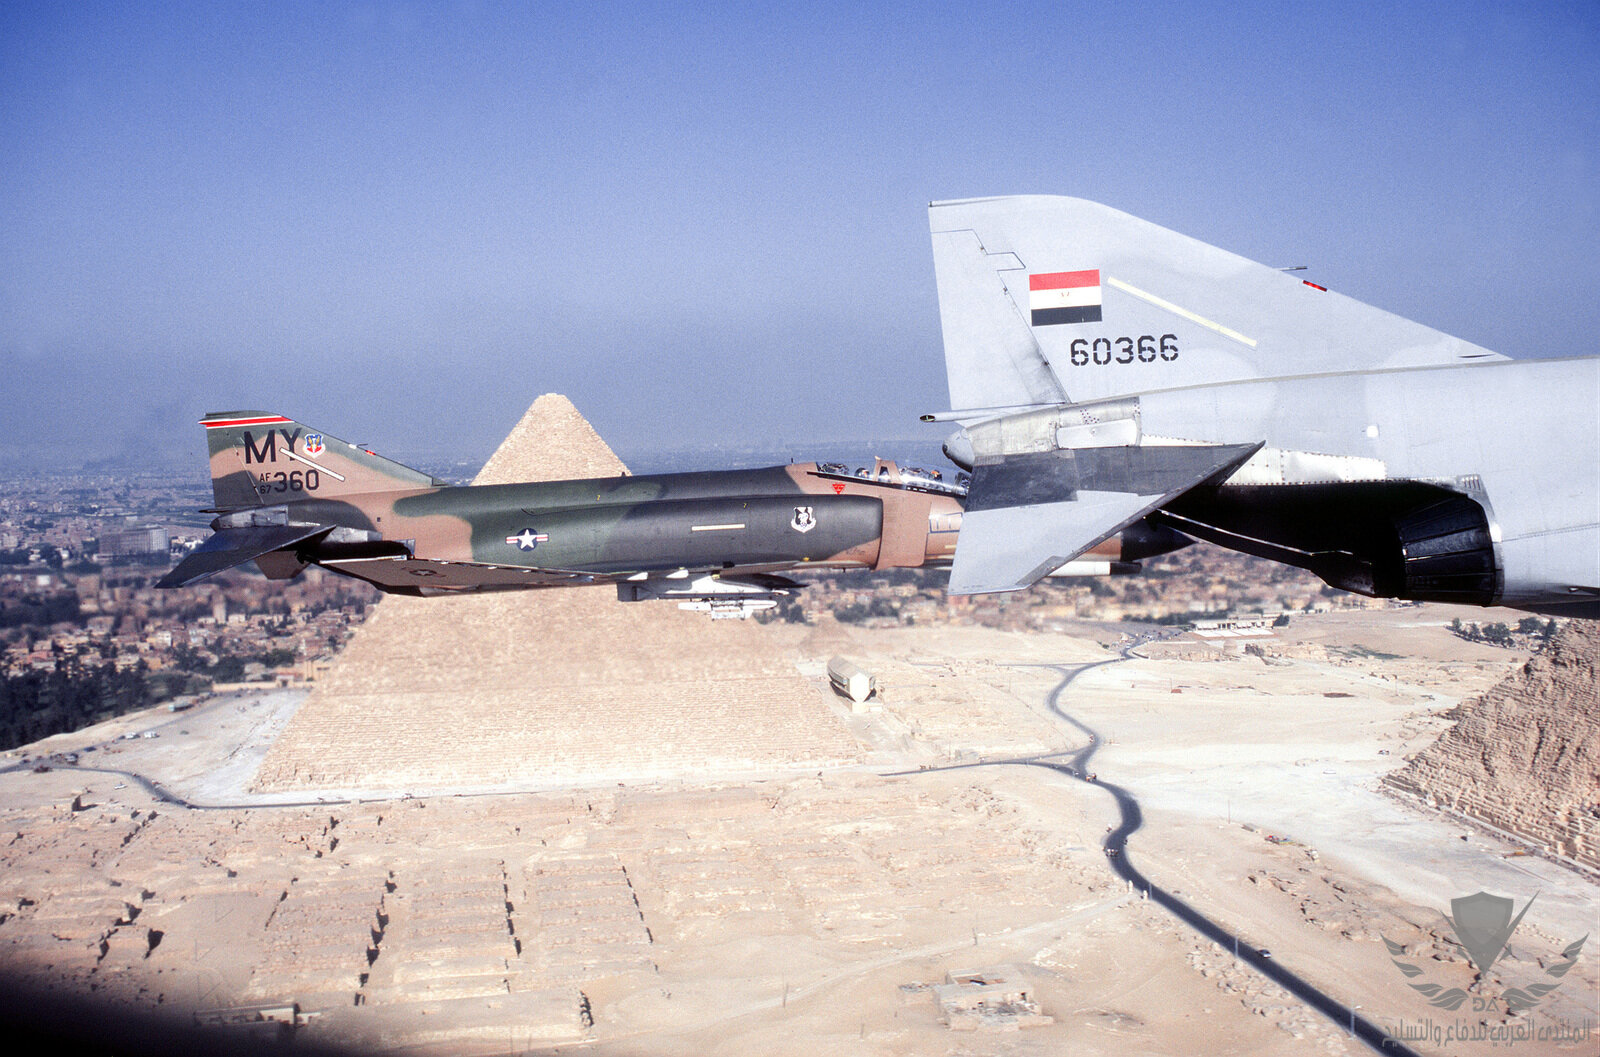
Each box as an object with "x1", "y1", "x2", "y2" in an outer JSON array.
[
  {"x1": 252, "y1": 459, "x2": 967, "y2": 594},
  {"x1": 1133, "y1": 356, "x2": 1599, "y2": 610}
]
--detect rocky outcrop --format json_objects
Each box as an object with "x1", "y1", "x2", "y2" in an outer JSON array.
[{"x1": 1383, "y1": 620, "x2": 1600, "y2": 870}]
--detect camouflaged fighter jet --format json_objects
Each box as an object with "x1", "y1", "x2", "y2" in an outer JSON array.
[
  {"x1": 926, "y1": 195, "x2": 1599, "y2": 616},
  {"x1": 154, "y1": 412, "x2": 979, "y2": 612},
  {"x1": 159, "y1": 413, "x2": 1185, "y2": 613}
]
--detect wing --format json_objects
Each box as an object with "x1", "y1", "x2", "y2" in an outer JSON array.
[{"x1": 317, "y1": 554, "x2": 600, "y2": 593}]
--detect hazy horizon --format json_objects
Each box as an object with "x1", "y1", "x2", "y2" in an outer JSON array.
[{"x1": 4, "y1": 3, "x2": 1596, "y2": 474}]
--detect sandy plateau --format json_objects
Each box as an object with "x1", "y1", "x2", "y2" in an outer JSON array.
[{"x1": 2, "y1": 605, "x2": 1597, "y2": 1056}]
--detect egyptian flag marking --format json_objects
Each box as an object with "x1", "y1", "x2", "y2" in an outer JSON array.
[{"x1": 1029, "y1": 269, "x2": 1102, "y2": 325}]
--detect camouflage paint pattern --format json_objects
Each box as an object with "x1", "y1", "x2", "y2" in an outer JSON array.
[{"x1": 164, "y1": 412, "x2": 968, "y2": 596}]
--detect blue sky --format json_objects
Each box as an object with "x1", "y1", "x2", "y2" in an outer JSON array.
[{"x1": 2, "y1": 2, "x2": 1595, "y2": 470}]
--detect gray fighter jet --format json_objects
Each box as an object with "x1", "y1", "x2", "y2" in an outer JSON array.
[{"x1": 926, "y1": 195, "x2": 1598, "y2": 617}]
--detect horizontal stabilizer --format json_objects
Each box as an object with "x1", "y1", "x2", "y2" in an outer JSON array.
[
  {"x1": 155, "y1": 525, "x2": 331, "y2": 589},
  {"x1": 948, "y1": 442, "x2": 1259, "y2": 594}
]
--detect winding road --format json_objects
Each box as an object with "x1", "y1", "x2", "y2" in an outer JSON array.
[
  {"x1": 11, "y1": 648, "x2": 1426, "y2": 1051},
  {"x1": 1005, "y1": 651, "x2": 1418, "y2": 1055}
]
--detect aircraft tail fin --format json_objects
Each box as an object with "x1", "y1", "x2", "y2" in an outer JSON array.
[
  {"x1": 928, "y1": 195, "x2": 1506, "y2": 412},
  {"x1": 200, "y1": 411, "x2": 442, "y2": 510}
]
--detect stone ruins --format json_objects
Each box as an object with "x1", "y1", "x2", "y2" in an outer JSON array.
[
  {"x1": 252, "y1": 395, "x2": 859, "y2": 792},
  {"x1": 1385, "y1": 619, "x2": 1600, "y2": 872}
]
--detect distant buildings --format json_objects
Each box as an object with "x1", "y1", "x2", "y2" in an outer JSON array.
[
  {"x1": 787, "y1": 541, "x2": 1361, "y2": 632},
  {"x1": 98, "y1": 524, "x2": 169, "y2": 563},
  {"x1": 4, "y1": 469, "x2": 1372, "y2": 697}
]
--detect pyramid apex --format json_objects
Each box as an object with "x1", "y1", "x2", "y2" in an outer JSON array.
[{"x1": 473, "y1": 394, "x2": 629, "y2": 485}]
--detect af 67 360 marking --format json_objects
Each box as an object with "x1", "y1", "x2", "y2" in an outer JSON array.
[{"x1": 256, "y1": 469, "x2": 321, "y2": 495}]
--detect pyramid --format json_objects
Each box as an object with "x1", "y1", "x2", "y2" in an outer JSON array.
[
  {"x1": 1384, "y1": 620, "x2": 1600, "y2": 870},
  {"x1": 252, "y1": 395, "x2": 860, "y2": 792}
]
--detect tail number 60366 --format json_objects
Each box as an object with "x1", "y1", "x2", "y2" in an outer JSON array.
[{"x1": 1069, "y1": 334, "x2": 1178, "y2": 366}]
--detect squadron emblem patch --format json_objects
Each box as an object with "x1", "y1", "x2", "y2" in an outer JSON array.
[{"x1": 791, "y1": 506, "x2": 816, "y2": 533}]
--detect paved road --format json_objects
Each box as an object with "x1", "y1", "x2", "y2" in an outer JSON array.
[
  {"x1": 0, "y1": 692, "x2": 354, "y2": 811},
  {"x1": 894, "y1": 648, "x2": 1419, "y2": 1055},
  {"x1": 1026, "y1": 656, "x2": 1419, "y2": 1055}
]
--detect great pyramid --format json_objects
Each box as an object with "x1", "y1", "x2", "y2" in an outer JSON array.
[
  {"x1": 252, "y1": 395, "x2": 860, "y2": 792},
  {"x1": 1384, "y1": 619, "x2": 1600, "y2": 871}
]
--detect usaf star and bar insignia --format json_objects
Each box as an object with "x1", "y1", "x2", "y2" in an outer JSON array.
[{"x1": 506, "y1": 528, "x2": 550, "y2": 551}]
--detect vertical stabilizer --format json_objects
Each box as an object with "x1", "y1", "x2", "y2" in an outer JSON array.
[
  {"x1": 929, "y1": 196, "x2": 1506, "y2": 411},
  {"x1": 930, "y1": 227, "x2": 1068, "y2": 411},
  {"x1": 201, "y1": 411, "x2": 440, "y2": 509}
]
